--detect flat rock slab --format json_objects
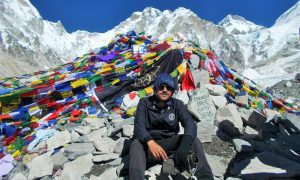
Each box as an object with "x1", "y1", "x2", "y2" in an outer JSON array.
[
  {"x1": 27, "y1": 154, "x2": 53, "y2": 179},
  {"x1": 60, "y1": 153, "x2": 93, "y2": 179},
  {"x1": 74, "y1": 126, "x2": 92, "y2": 135},
  {"x1": 204, "y1": 84, "x2": 227, "y2": 96},
  {"x1": 231, "y1": 151, "x2": 300, "y2": 179},
  {"x1": 206, "y1": 154, "x2": 230, "y2": 178},
  {"x1": 94, "y1": 138, "x2": 116, "y2": 153},
  {"x1": 83, "y1": 118, "x2": 106, "y2": 130},
  {"x1": 46, "y1": 130, "x2": 71, "y2": 151},
  {"x1": 93, "y1": 153, "x2": 119, "y2": 163},
  {"x1": 64, "y1": 143, "x2": 95, "y2": 160},
  {"x1": 197, "y1": 122, "x2": 216, "y2": 143},
  {"x1": 211, "y1": 95, "x2": 227, "y2": 109},
  {"x1": 187, "y1": 87, "x2": 216, "y2": 125}
]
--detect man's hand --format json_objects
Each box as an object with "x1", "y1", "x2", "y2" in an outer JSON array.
[{"x1": 147, "y1": 140, "x2": 168, "y2": 161}]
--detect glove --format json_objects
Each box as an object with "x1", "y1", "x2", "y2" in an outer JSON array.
[{"x1": 174, "y1": 135, "x2": 193, "y2": 169}]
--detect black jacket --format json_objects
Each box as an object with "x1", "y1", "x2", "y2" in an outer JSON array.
[{"x1": 134, "y1": 95, "x2": 197, "y2": 144}]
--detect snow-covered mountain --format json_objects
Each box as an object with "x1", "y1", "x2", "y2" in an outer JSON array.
[
  {"x1": 0, "y1": 0, "x2": 299, "y2": 86},
  {"x1": 218, "y1": 15, "x2": 264, "y2": 35}
]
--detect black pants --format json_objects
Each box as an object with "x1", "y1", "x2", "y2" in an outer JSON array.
[{"x1": 129, "y1": 135, "x2": 214, "y2": 180}]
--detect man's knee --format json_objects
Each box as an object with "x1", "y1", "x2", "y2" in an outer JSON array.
[{"x1": 130, "y1": 139, "x2": 144, "y2": 151}]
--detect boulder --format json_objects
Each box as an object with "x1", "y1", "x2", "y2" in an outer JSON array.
[
  {"x1": 216, "y1": 104, "x2": 243, "y2": 136},
  {"x1": 113, "y1": 137, "x2": 132, "y2": 156},
  {"x1": 211, "y1": 95, "x2": 227, "y2": 109},
  {"x1": 51, "y1": 151, "x2": 69, "y2": 169},
  {"x1": 83, "y1": 118, "x2": 106, "y2": 130},
  {"x1": 64, "y1": 143, "x2": 95, "y2": 160},
  {"x1": 187, "y1": 87, "x2": 216, "y2": 125},
  {"x1": 46, "y1": 130, "x2": 71, "y2": 151},
  {"x1": 74, "y1": 126, "x2": 92, "y2": 135},
  {"x1": 87, "y1": 127, "x2": 108, "y2": 143},
  {"x1": 94, "y1": 138, "x2": 116, "y2": 153},
  {"x1": 61, "y1": 153, "x2": 93, "y2": 178},
  {"x1": 27, "y1": 154, "x2": 53, "y2": 179},
  {"x1": 204, "y1": 84, "x2": 227, "y2": 96}
]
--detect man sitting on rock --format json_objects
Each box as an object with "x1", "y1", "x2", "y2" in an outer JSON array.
[{"x1": 129, "y1": 73, "x2": 213, "y2": 179}]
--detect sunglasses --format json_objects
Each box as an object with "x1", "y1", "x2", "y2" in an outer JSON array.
[{"x1": 157, "y1": 84, "x2": 173, "y2": 91}]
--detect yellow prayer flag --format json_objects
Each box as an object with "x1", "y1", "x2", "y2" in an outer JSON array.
[
  {"x1": 144, "y1": 86, "x2": 153, "y2": 95},
  {"x1": 177, "y1": 63, "x2": 186, "y2": 75},
  {"x1": 71, "y1": 78, "x2": 89, "y2": 88},
  {"x1": 111, "y1": 79, "x2": 120, "y2": 85}
]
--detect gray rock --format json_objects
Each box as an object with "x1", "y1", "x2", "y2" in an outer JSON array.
[
  {"x1": 71, "y1": 130, "x2": 80, "y2": 143},
  {"x1": 211, "y1": 95, "x2": 227, "y2": 109},
  {"x1": 113, "y1": 137, "x2": 132, "y2": 156},
  {"x1": 192, "y1": 69, "x2": 210, "y2": 86},
  {"x1": 93, "y1": 153, "x2": 119, "y2": 163},
  {"x1": 286, "y1": 81, "x2": 292, "y2": 87},
  {"x1": 94, "y1": 138, "x2": 116, "y2": 153},
  {"x1": 174, "y1": 90, "x2": 189, "y2": 105},
  {"x1": 204, "y1": 84, "x2": 227, "y2": 96},
  {"x1": 64, "y1": 143, "x2": 95, "y2": 160},
  {"x1": 187, "y1": 87, "x2": 216, "y2": 125},
  {"x1": 231, "y1": 151, "x2": 300, "y2": 179},
  {"x1": 107, "y1": 125, "x2": 123, "y2": 138},
  {"x1": 238, "y1": 108, "x2": 253, "y2": 123},
  {"x1": 196, "y1": 122, "x2": 216, "y2": 143},
  {"x1": 232, "y1": 139, "x2": 253, "y2": 152},
  {"x1": 11, "y1": 173, "x2": 27, "y2": 180},
  {"x1": 74, "y1": 126, "x2": 92, "y2": 135},
  {"x1": 46, "y1": 130, "x2": 71, "y2": 151},
  {"x1": 64, "y1": 123, "x2": 82, "y2": 132},
  {"x1": 122, "y1": 124, "x2": 134, "y2": 137},
  {"x1": 61, "y1": 153, "x2": 93, "y2": 179},
  {"x1": 88, "y1": 127, "x2": 108, "y2": 143},
  {"x1": 83, "y1": 118, "x2": 106, "y2": 130},
  {"x1": 206, "y1": 154, "x2": 230, "y2": 178},
  {"x1": 216, "y1": 104, "x2": 243, "y2": 136},
  {"x1": 51, "y1": 151, "x2": 69, "y2": 169},
  {"x1": 27, "y1": 154, "x2": 53, "y2": 179}
]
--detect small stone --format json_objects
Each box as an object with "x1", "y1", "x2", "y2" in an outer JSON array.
[{"x1": 285, "y1": 81, "x2": 292, "y2": 87}]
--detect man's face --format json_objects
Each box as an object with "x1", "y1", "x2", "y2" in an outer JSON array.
[{"x1": 156, "y1": 84, "x2": 173, "y2": 101}]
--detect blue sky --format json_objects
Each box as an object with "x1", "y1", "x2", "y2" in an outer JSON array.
[{"x1": 30, "y1": 0, "x2": 298, "y2": 33}]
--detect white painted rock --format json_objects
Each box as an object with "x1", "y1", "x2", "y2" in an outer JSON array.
[{"x1": 187, "y1": 87, "x2": 216, "y2": 125}]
